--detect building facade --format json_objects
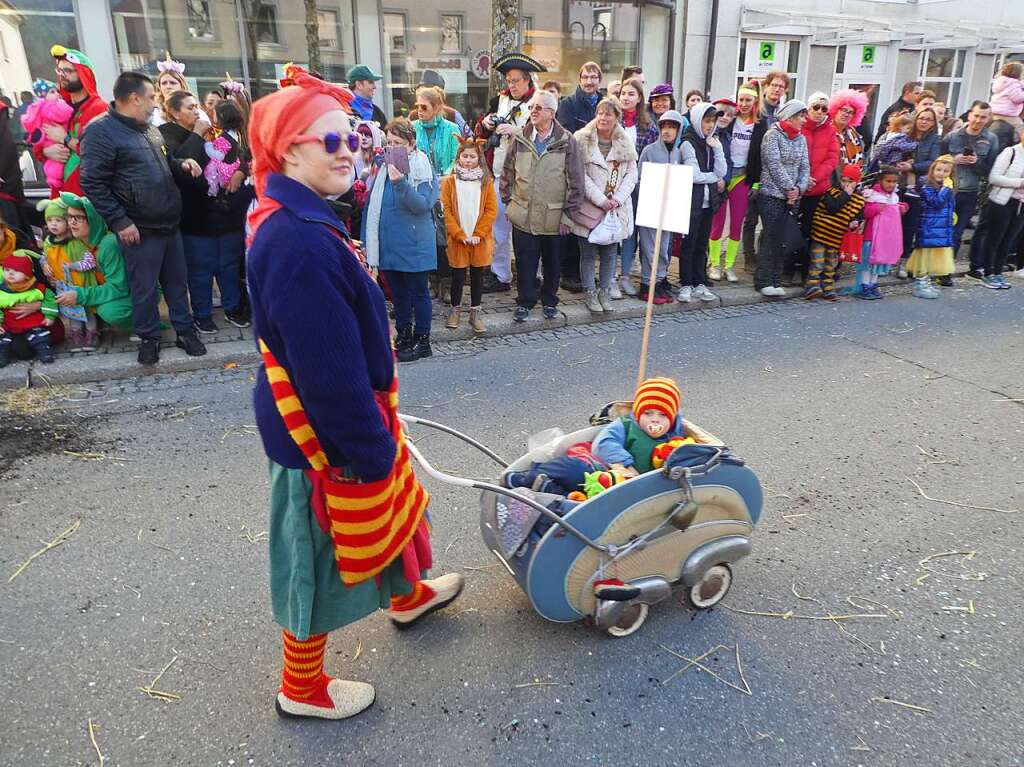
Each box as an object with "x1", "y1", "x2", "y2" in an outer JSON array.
[{"x1": 1, "y1": 0, "x2": 1022, "y2": 134}]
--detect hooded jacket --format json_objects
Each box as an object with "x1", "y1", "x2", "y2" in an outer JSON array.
[
  {"x1": 80, "y1": 105, "x2": 187, "y2": 233},
  {"x1": 679, "y1": 103, "x2": 728, "y2": 211},
  {"x1": 566, "y1": 118, "x2": 638, "y2": 238},
  {"x1": 990, "y1": 75, "x2": 1024, "y2": 119},
  {"x1": 58, "y1": 192, "x2": 132, "y2": 328},
  {"x1": 43, "y1": 47, "x2": 106, "y2": 197},
  {"x1": 801, "y1": 114, "x2": 840, "y2": 196}
]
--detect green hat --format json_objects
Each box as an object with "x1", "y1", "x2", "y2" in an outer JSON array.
[
  {"x1": 347, "y1": 65, "x2": 382, "y2": 83},
  {"x1": 36, "y1": 197, "x2": 67, "y2": 220}
]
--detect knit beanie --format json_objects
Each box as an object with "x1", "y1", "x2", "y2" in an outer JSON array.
[
  {"x1": 841, "y1": 164, "x2": 863, "y2": 182},
  {"x1": 776, "y1": 99, "x2": 807, "y2": 121},
  {"x1": 633, "y1": 377, "x2": 681, "y2": 422},
  {"x1": 2, "y1": 252, "x2": 35, "y2": 279}
]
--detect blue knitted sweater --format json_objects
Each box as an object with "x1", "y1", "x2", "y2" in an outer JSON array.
[{"x1": 247, "y1": 173, "x2": 397, "y2": 481}]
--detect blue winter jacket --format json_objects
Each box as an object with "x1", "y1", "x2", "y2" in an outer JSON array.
[
  {"x1": 592, "y1": 414, "x2": 688, "y2": 469},
  {"x1": 365, "y1": 171, "x2": 439, "y2": 273},
  {"x1": 915, "y1": 183, "x2": 955, "y2": 248}
]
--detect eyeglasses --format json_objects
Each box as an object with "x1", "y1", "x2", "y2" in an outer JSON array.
[
  {"x1": 809, "y1": 104, "x2": 827, "y2": 112},
  {"x1": 506, "y1": 76, "x2": 527, "y2": 86},
  {"x1": 294, "y1": 131, "x2": 360, "y2": 154},
  {"x1": 528, "y1": 104, "x2": 551, "y2": 112},
  {"x1": 66, "y1": 213, "x2": 87, "y2": 222},
  {"x1": 55, "y1": 66, "x2": 76, "y2": 76},
  {"x1": 838, "y1": 107, "x2": 855, "y2": 115}
]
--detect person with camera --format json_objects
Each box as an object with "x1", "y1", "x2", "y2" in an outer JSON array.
[
  {"x1": 941, "y1": 101, "x2": 997, "y2": 279},
  {"x1": 475, "y1": 53, "x2": 544, "y2": 293}
]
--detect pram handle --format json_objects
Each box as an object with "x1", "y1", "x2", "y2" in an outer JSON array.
[
  {"x1": 399, "y1": 414, "x2": 509, "y2": 468},
  {"x1": 401, "y1": 436, "x2": 610, "y2": 554}
]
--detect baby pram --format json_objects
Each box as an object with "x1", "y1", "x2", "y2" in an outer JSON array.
[{"x1": 401, "y1": 402, "x2": 763, "y2": 638}]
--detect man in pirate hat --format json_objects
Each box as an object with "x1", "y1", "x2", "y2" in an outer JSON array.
[
  {"x1": 39, "y1": 45, "x2": 107, "y2": 198},
  {"x1": 476, "y1": 52, "x2": 545, "y2": 293}
]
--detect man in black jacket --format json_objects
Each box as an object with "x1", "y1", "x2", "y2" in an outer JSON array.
[
  {"x1": 81, "y1": 71, "x2": 206, "y2": 365},
  {"x1": 874, "y1": 81, "x2": 922, "y2": 142},
  {"x1": 556, "y1": 62, "x2": 602, "y2": 134}
]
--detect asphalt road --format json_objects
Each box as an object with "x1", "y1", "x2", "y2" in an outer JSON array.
[{"x1": 2, "y1": 282, "x2": 1022, "y2": 767}]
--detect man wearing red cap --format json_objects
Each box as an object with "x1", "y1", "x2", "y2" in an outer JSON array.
[{"x1": 38, "y1": 45, "x2": 106, "y2": 197}]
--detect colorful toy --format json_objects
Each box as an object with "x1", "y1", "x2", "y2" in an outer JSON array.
[
  {"x1": 20, "y1": 86, "x2": 74, "y2": 191},
  {"x1": 203, "y1": 136, "x2": 241, "y2": 196},
  {"x1": 651, "y1": 436, "x2": 696, "y2": 469},
  {"x1": 582, "y1": 469, "x2": 634, "y2": 498}
]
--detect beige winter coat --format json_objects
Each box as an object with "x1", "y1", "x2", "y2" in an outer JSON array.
[
  {"x1": 564, "y1": 120, "x2": 639, "y2": 239},
  {"x1": 500, "y1": 121, "x2": 585, "y2": 236}
]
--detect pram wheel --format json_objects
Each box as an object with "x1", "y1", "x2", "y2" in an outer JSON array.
[
  {"x1": 606, "y1": 602, "x2": 649, "y2": 638},
  {"x1": 684, "y1": 564, "x2": 733, "y2": 610}
]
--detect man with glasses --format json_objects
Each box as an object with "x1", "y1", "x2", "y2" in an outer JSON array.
[
  {"x1": 557, "y1": 62, "x2": 603, "y2": 134},
  {"x1": 477, "y1": 53, "x2": 544, "y2": 293},
  {"x1": 500, "y1": 90, "x2": 584, "y2": 321},
  {"x1": 80, "y1": 72, "x2": 207, "y2": 366},
  {"x1": 39, "y1": 45, "x2": 106, "y2": 197}
]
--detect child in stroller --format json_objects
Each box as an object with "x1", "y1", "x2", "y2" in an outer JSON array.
[{"x1": 504, "y1": 377, "x2": 693, "y2": 499}]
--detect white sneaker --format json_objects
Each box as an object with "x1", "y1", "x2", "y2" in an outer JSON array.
[
  {"x1": 759, "y1": 286, "x2": 775, "y2": 297},
  {"x1": 707, "y1": 266, "x2": 722, "y2": 281},
  {"x1": 770, "y1": 286, "x2": 787, "y2": 296},
  {"x1": 618, "y1": 275, "x2": 638, "y2": 296},
  {"x1": 608, "y1": 281, "x2": 623, "y2": 300},
  {"x1": 725, "y1": 269, "x2": 738, "y2": 283},
  {"x1": 676, "y1": 286, "x2": 693, "y2": 303},
  {"x1": 694, "y1": 284, "x2": 716, "y2": 302}
]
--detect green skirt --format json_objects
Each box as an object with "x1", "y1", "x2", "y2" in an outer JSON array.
[{"x1": 268, "y1": 461, "x2": 416, "y2": 640}]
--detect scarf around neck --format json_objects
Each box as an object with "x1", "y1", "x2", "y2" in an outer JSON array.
[
  {"x1": 779, "y1": 121, "x2": 801, "y2": 139},
  {"x1": 4, "y1": 272, "x2": 36, "y2": 293},
  {"x1": 455, "y1": 165, "x2": 484, "y2": 181},
  {"x1": 622, "y1": 109, "x2": 637, "y2": 128},
  {"x1": 351, "y1": 94, "x2": 375, "y2": 121}
]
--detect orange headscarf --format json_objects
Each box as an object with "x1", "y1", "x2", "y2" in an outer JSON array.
[{"x1": 246, "y1": 65, "x2": 354, "y2": 243}]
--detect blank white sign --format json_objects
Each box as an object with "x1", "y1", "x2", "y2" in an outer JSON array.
[{"x1": 635, "y1": 163, "x2": 693, "y2": 235}]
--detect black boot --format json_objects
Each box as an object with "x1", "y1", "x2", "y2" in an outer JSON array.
[
  {"x1": 397, "y1": 333, "x2": 432, "y2": 362},
  {"x1": 394, "y1": 325, "x2": 414, "y2": 353},
  {"x1": 0, "y1": 344, "x2": 9, "y2": 368},
  {"x1": 27, "y1": 330, "x2": 55, "y2": 363}
]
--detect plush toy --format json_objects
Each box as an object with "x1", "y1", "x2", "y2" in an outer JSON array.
[
  {"x1": 20, "y1": 83, "x2": 74, "y2": 191},
  {"x1": 650, "y1": 436, "x2": 697, "y2": 469},
  {"x1": 583, "y1": 469, "x2": 633, "y2": 499},
  {"x1": 203, "y1": 136, "x2": 241, "y2": 196}
]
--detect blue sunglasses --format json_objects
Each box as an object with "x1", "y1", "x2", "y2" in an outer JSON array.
[{"x1": 295, "y1": 130, "x2": 360, "y2": 154}]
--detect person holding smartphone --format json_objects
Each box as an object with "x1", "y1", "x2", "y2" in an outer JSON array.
[{"x1": 361, "y1": 117, "x2": 439, "y2": 361}]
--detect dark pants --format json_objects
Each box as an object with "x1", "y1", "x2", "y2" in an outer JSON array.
[
  {"x1": 981, "y1": 199, "x2": 1024, "y2": 276},
  {"x1": 560, "y1": 234, "x2": 580, "y2": 283},
  {"x1": 450, "y1": 266, "x2": 484, "y2": 307},
  {"x1": 742, "y1": 192, "x2": 760, "y2": 272},
  {"x1": 789, "y1": 194, "x2": 819, "y2": 279},
  {"x1": 678, "y1": 207, "x2": 713, "y2": 288},
  {"x1": 122, "y1": 230, "x2": 193, "y2": 341},
  {"x1": 900, "y1": 188, "x2": 922, "y2": 260},
  {"x1": 968, "y1": 180, "x2": 991, "y2": 270},
  {"x1": 512, "y1": 228, "x2": 561, "y2": 309},
  {"x1": 0, "y1": 326, "x2": 52, "y2": 358},
  {"x1": 381, "y1": 269, "x2": 432, "y2": 334},
  {"x1": 755, "y1": 196, "x2": 789, "y2": 290},
  {"x1": 512, "y1": 456, "x2": 593, "y2": 496},
  {"x1": 183, "y1": 231, "x2": 244, "y2": 318},
  {"x1": 952, "y1": 191, "x2": 979, "y2": 267}
]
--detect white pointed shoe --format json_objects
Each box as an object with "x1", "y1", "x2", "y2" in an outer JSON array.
[
  {"x1": 275, "y1": 678, "x2": 376, "y2": 720},
  {"x1": 386, "y1": 572, "x2": 465, "y2": 628},
  {"x1": 707, "y1": 266, "x2": 722, "y2": 281},
  {"x1": 725, "y1": 269, "x2": 738, "y2": 283}
]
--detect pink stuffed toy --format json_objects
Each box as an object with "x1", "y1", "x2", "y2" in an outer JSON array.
[
  {"x1": 21, "y1": 88, "x2": 74, "y2": 191},
  {"x1": 203, "y1": 136, "x2": 241, "y2": 196}
]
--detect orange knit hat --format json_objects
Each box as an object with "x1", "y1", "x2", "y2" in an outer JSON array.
[
  {"x1": 633, "y1": 377, "x2": 681, "y2": 422},
  {"x1": 248, "y1": 65, "x2": 353, "y2": 198}
]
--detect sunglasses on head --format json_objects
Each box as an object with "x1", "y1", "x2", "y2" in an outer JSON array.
[{"x1": 294, "y1": 130, "x2": 360, "y2": 154}]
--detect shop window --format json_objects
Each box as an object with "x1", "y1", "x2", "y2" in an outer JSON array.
[
  {"x1": 522, "y1": 16, "x2": 534, "y2": 46},
  {"x1": 920, "y1": 48, "x2": 965, "y2": 114},
  {"x1": 186, "y1": 0, "x2": 216, "y2": 41},
  {"x1": 254, "y1": 2, "x2": 280, "y2": 45},
  {"x1": 926, "y1": 48, "x2": 955, "y2": 78},
  {"x1": 383, "y1": 12, "x2": 407, "y2": 53},
  {"x1": 318, "y1": 8, "x2": 339, "y2": 49},
  {"x1": 835, "y1": 45, "x2": 846, "y2": 74}
]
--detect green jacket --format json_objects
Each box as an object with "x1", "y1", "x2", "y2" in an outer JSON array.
[{"x1": 58, "y1": 192, "x2": 133, "y2": 329}]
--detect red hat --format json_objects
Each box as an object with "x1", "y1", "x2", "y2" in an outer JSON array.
[
  {"x1": 713, "y1": 97, "x2": 737, "y2": 109},
  {"x1": 633, "y1": 377, "x2": 682, "y2": 422},
  {"x1": 2, "y1": 252, "x2": 35, "y2": 279},
  {"x1": 841, "y1": 164, "x2": 863, "y2": 182}
]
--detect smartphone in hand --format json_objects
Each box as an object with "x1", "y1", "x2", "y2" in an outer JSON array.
[{"x1": 384, "y1": 146, "x2": 410, "y2": 175}]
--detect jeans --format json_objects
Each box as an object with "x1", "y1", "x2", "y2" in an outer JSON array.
[
  {"x1": 755, "y1": 196, "x2": 789, "y2": 289},
  {"x1": 678, "y1": 207, "x2": 713, "y2": 288},
  {"x1": 981, "y1": 199, "x2": 1024, "y2": 276},
  {"x1": 183, "y1": 231, "x2": 244, "y2": 319},
  {"x1": 967, "y1": 180, "x2": 991, "y2": 271},
  {"x1": 382, "y1": 269, "x2": 432, "y2": 334},
  {"x1": 122, "y1": 229, "x2": 193, "y2": 340},
  {"x1": 512, "y1": 229, "x2": 561, "y2": 309},
  {"x1": 619, "y1": 189, "x2": 640, "y2": 276},
  {"x1": 638, "y1": 226, "x2": 670, "y2": 285},
  {"x1": 579, "y1": 238, "x2": 617, "y2": 291},
  {"x1": 952, "y1": 190, "x2": 979, "y2": 266}
]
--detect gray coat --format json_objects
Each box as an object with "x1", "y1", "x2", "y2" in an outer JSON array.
[{"x1": 759, "y1": 125, "x2": 810, "y2": 201}]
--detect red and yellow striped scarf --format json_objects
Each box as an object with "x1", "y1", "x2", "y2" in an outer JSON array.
[{"x1": 259, "y1": 339, "x2": 429, "y2": 586}]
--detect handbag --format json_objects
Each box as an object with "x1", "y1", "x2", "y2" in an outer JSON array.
[
  {"x1": 779, "y1": 209, "x2": 806, "y2": 254},
  {"x1": 572, "y1": 199, "x2": 605, "y2": 230},
  {"x1": 839, "y1": 229, "x2": 864, "y2": 263},
  {"x1": 587, "y1": 210, "x2": 624, "y2": 245},
  {"x1": 432, "y1": 201, "x2": 446, "y2": 249}
]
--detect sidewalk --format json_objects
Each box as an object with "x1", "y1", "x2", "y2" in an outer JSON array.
[{"x1": 0, "y1": 259, "x2": 971, "y2": 390}]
